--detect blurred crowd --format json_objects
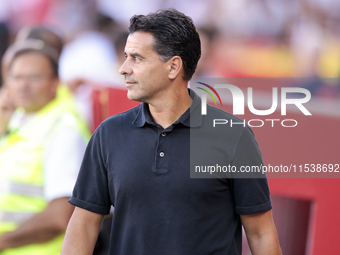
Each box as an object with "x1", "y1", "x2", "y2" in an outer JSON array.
[
  {"x1": 0, "y1": 1, "x2": 339, "y2": 254},
  {"x1": 0, "y1": 0, "x2": 340, "y2": 99}
]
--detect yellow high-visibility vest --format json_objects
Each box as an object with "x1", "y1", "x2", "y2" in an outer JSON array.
[{"x1": 0, "y1": 85, "x2": 90, "y2": 255}]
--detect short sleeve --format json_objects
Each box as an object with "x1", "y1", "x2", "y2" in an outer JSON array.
[
  {"x1": 69, "y1": 126, "x2": 111, "y2": 215},
  {"x1": 231, "y1": 127, "x2": 272, "y2": 215}
]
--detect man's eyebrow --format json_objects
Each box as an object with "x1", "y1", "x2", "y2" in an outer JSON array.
[{"x1": 126, "y1": 52, "x2": 145, "y2": 59}]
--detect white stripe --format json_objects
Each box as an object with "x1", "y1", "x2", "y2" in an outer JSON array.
[
  {"x1": 0, "y1": 211, "x2": 35, "y2": 224},
  {"x1": 0, "y1": 180, "x2": 44, "y2": 197}
]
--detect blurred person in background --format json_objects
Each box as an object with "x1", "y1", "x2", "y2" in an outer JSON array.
[
  {"x1": 1, "y1": 25, "x2": 95, "y2": 130},
  {"x1": 0, "y1": 40, "x2": 90, "y2": 255},
  {"x1": 2, "y1": 26, "x2": 73, "y2": 102},
  {"x1": 59, "y1": 12, "x2": 119, "y2": 87},
  {"x1": 58, "y1": 12, "x2": 121, "y2": 127},
  {"x1": 2, "y1": 25, "x2": 75, "y2": 103}
]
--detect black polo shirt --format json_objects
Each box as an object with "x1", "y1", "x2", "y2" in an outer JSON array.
[{"x1": 69, "y1": 89, "x2": 272, "y2": 255}]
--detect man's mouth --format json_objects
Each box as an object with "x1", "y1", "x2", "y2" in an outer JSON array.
[{"x1": 125, "y1": 81, "x2": 138, "y2": 88}]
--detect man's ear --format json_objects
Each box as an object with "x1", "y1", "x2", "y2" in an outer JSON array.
[{"x1": 168, "y1": 56, "x2": 183, "y2": 80}]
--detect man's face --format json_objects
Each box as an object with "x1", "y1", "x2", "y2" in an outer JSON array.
[
  {"x1": 7, "y1": 52, "x2": 58, "y2": 112},
  {"x1": 119, "y1": 32, "x2": 170, "y2": 102}
]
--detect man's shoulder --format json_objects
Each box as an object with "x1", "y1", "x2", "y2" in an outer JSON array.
[{"x1": 99, "y1": 104, "x2": 141, "y2": 130}]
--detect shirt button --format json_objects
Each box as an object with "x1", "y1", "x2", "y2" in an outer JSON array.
[
  {"x1": 161, "y1": 132, "x2": 166, "y2": 137},
  {"x1": 159, "y1": 152, "x2": 165, "y2": 157}
]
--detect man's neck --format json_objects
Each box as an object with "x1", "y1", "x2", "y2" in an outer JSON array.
[{"x1": 148, "y1": 86, "x2": 191, "y2": 129}]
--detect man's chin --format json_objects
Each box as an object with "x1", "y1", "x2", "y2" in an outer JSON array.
[{"x1": 126, "y1": 91, "x2": 143, "y2": 102}]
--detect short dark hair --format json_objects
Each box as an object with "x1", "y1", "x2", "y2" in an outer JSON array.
[{"x1": 129, "y1": 9, "x2": 201, "y2": 81}]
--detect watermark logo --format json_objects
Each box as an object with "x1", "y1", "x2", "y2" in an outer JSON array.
[
  {"x1": 196, "y1": 82, "x2": 223, "y2": 107},
  {"x1": 194, "y1": 81, "x2": 312, "y2": 128},
  {"x1": 196, "y1": 82, "x2": 223, "y2": 108},
  {"x1": 198, "y1": 83, "x2": 311, "y2": 116}
]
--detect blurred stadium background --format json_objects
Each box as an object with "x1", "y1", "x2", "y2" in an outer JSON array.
[{"x1": 1, "y1": 0, "x2": 339, "y2": 254}]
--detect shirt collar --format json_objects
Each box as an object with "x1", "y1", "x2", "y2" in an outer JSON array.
[
  {"x1": 132, "y1": 102, "x2": 154, "y2": 127},
  {"x1": 132, "y1": 89, "x2": 202, "y2": 128}
]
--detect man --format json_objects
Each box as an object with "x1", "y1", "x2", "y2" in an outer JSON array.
[
  {"x1": 1, "y1": 27, "x2": 75, "y2": 113},
  {"x1": 0, "y1": 41, "x2": 90, "y2": 254},
  {"x1": 62, "y1": 9, "x2": 282, "y2": 255}
]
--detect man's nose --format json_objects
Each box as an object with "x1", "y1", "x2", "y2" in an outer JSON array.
[{"x1": 119, "y1": 59, "x2": 132, "y2": 76}]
